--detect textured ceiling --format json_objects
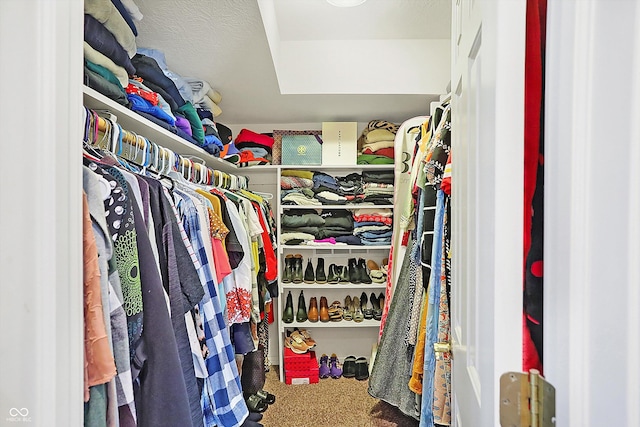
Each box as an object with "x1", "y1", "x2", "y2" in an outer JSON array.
[{"x1": 133, "y1": 0, "x2": 451, "y2": 126}]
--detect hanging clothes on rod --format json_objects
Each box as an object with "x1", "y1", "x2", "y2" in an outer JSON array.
[{"x1": 81, "y1": 106, "x2": 278, "y2": 427}]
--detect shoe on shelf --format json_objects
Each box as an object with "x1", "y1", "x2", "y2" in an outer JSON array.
[
  {"x1": 294, "y1": 328, "x2": 316, "y2": 348},
  {"x1": 328, "y1": 300, "x2": 343, "y2": 322},
  {"x1": 352, "y1": 296, "x2": 364, "y2": 322},
  {"x1": 366, "y1": 259, "x2": 379, "y2": 272},
  {"x1": 348, "y1": 258, "x2": 360, "y2": 284},
  {"x1": 319, "y1": 296, "x2": 330, "y2": 322},
  {"x1": 308, "y1": 297, "x2": 319, "y2": 322},
  {"x1": 370, "y1": 292, "x2": 382, "y2": 321},
  {"x1": 327, "y1": 264, "x2": 339, "y2": 284},
  {"x1": 285, "y1": 330, "x2": 311, "y2": 354},
  {"x1": 378, "y1": 292, "x2": 385, "y2": 311},
  {"x1": 329, "y1": 353, "x2": 343, "y2": 379},
  {"x1": 370, "y1": 269, "x2": 386, "y2": 283},
  {"x1": 292, "y1": 254, "x2": 303, "y2": 283},
  {"x1": 338, "y1": 265, "x2": 349, "y2": 283},
  {"x1": 319, "y1": 354, "x2": 330, "y2": 379},
  {"x1": 296, "y1": 290, "x2": 308, "y2": 322},
  {"x1": 358, "y1": 258, "x2": 372, "y2": 284},
  {"x1": 303, "y1": 258, "x2": 315, "y2": 283},
  {"x1": 315, "y1": 257, "x2": 327, "y2": 283},
  {"x1": 361, "y1": 292, "x2": 373, "y2": 320},
  {"x1": 342, "y1": 356, "x2": 357, "y2": 378},
  {"x1": 282, "y1": 291, "x2": 294, "y2": 323},
  {"x1": 355, "y1": 357, "x2": 369, "y2": 381},
  {"x1": 282, "y1": 254, "x2": 293, "y2": 283},
  {"x1": 343, "y1": 295, "x2": 353, "y2": 321}
]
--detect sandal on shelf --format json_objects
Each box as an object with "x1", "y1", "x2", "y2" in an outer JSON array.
[
  {"x1": 370, "y1": 270, "x2": 385, "y2": 283},
  {"x1": 343, "y1": 295, "x2": 353, "y2": 321},
  {"x1": 245, "y1": 393, "x2": 268, "y2": 413},
  {"x1": 352, "y1": 297, "x2": 364, "y2": 322},
  {"x1": 328, "y1": 300, "x2": 343, "y2": 322},
  {"x1": 319, "y1": 354, "x2": 330, "y2": 379},
  {"x1": 255, "y1": 389, "x2": 276, "y2": 405}
]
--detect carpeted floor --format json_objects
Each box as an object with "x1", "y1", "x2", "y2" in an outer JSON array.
[{"x1": 258, "y1": 367, "x2": 419, "y2": 427}]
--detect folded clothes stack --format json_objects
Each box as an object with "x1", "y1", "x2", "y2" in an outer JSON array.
[
  {"x1": 352, "y1": 208, "x2": 393, "y2": 246},
  {"x1": 281, "y1": 170, "x2": 321, "y2": 205},
  {"x1": 356, "y1": 120, "x2": 400, "y2": 164},
  {"x1": 281, "y1": 210, "x2": 354, "y2": 244},
  {"x1": 234, "y1": 129, "x2": 273, "y2": 166}
]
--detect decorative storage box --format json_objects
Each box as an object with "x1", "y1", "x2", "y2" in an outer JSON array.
[
  {"x1": 279, "y1": 130, "x2": 323, "y2": 166},
  {"x1": 321, "y1": 122, "x2": 357, "y2": 165}
]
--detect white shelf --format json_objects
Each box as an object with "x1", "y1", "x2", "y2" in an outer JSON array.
[
  {"x1": 280, "y1": 245, "x2": 391, "y2": 251},
  {"x1": 83, "y1": 86, "x2": 242, "y2": 175},
  {"x1": 281, "y1": 282, "x2": 387, "y2": 289},
  {"x1": 280, "y1": 204, "x2": 394, "y2": 211},
  {"x1": 281, "y1": 319, "x2": 381, "y2": 329}
]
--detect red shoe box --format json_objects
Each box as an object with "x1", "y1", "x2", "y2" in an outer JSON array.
[
  {"x1": 284, "y1": 348, "x2": 316, "y2": 371},
  {"x1": 285, "y1": 366, "x2": 319, "y2": 385},
  {"x1": 284, "y1": 348, "x2": 319, "y2": 384}
]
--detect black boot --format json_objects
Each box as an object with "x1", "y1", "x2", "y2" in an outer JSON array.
[
  {"x1": 358, "y1": 258, "x2": 372, "y2": 284},
  {"x1": 292, "y1": 254, "x2": 303, "y2": 283},
  {"x1": 296, "y1": 290, "x2": 308, "y2": 322},
  {"x1": 315, "y1": 258, "x2": 326, "y2": 283},
  {"x1": 282, "y1": 291, "x2": 294, "y2": 323},
  {"x1": 327, "y1": 264, "x2": 339, "y2": 284},
  {"x1": 303, "y1": 259, "x2": 315, "y2": 283},
  {"x1": 348, "y1": 258, "x2": 360, "y2": 284},
  {"x1": 338, "y1": 265, "x2": 349, "y2": 283},
  {"x1": 282, "y1": 254, "x2": 293, "y2": 283}
]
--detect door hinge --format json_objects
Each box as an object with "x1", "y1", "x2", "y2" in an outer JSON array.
[{"x1": 499, "y1": 369, "x2": 556, "y2": 427}]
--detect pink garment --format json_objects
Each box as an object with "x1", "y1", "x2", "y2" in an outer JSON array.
[{"x1": 212, "y1": 237, "x2": 232, "y2": 283}]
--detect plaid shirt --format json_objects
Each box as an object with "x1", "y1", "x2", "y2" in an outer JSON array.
[{"x1": 172, "y1": 189, "x2": 249, "y2": 427}]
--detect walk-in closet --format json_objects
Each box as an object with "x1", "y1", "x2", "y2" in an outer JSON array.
[{"x1": 2, "y1": 0, "x2": 639, "y2": 426}]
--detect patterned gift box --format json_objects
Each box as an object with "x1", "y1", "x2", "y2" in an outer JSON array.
[{"x1": 274, "y1": 130, "x2": 323, "y2": 166}]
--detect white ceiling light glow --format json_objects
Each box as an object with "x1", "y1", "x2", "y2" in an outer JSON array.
[{"x1": 326, "y1": 0, "x2": 367, "y2": 7}]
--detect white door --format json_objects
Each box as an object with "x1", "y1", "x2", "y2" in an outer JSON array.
[
  {"x1": 544, "y1": 1, "x2": 640, "y2": 425},
  {"x1": 450, "y1": 1, "x2": 526, "y2": 425}
]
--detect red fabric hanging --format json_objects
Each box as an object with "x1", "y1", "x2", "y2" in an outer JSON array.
[{"x1": 523, "y1": 0, "x2": 547, "y2": 373}]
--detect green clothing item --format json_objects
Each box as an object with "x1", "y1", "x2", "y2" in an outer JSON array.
[
  {"x1": 177, "y1": 101, "x2": 205, "y2": 145},
  {"x1": 357, "y1": 154, "x2": 394, "y2": 164},
  {"x1": 85, "y1": 59, "x2": 126, "y2": 96},
  {"x1": 282, "y1": 213, "x2": 325, "y2": 228}
]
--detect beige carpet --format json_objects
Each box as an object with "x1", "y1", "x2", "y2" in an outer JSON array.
[{"x1": 258, "y1": 367, "x2": 419, "y2": 427}]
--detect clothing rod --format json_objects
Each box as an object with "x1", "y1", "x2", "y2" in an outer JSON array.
[{"x1": 90, "y1": 109, "x2": 250, "y2": 191}]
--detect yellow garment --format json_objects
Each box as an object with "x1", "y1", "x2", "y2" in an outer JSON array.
[
  {"x1": 408, "y1": 292, "x2": 429, "y2": 394},
  {"x1": 280, "y1": 169, "x2": 314, "y2": 180}
]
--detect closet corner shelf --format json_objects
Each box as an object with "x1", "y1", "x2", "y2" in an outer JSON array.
[
  {"x1": 281, "y1": 319, "x2": 381, "y2": 329},
  {"x1": 279, "y1": 245, "x2": 391, "y2": 252},
  {"x1": 83, "y1": 86, "x2": 245, "y2": 175},
  {"x1": 281, "y1": 282, "x2": 387, "y2": 290},
  {"x1": 280, "y1": 204, "x2": 394, "y2": 211}
]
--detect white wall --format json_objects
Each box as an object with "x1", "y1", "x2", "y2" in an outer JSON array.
[{"x1": 0, "y1": 0, "x2": 83, "y2": 424}]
